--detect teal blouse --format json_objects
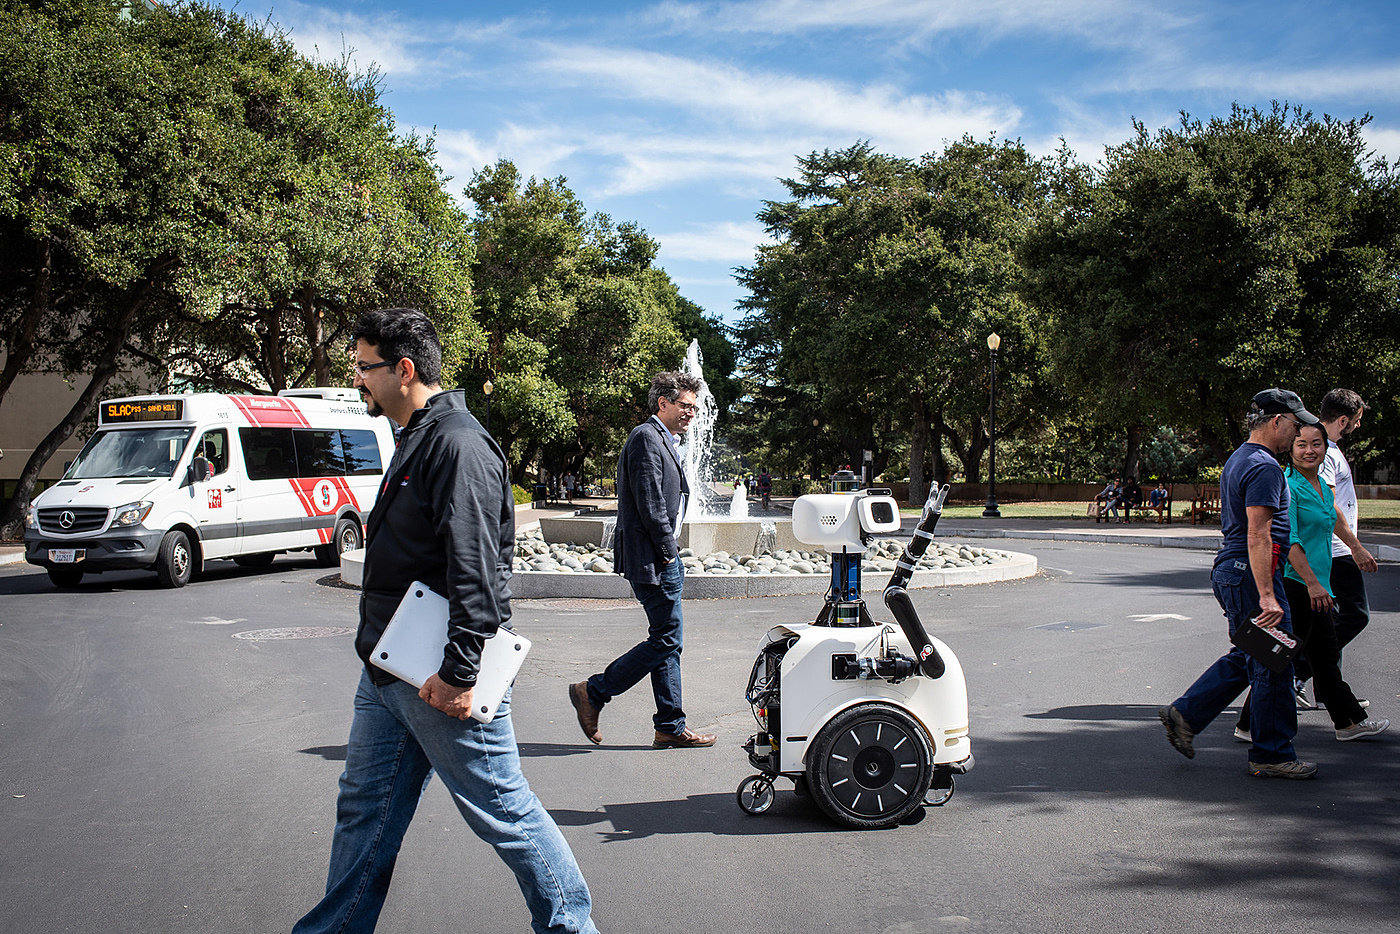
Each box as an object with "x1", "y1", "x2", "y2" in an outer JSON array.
[{"x1": 1283, "y1": 465, "x2": 1335, "y2": 596}]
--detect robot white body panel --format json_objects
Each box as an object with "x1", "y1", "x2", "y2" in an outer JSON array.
[{"x1": 766, "y1": 623, "x2": 970, "y2": 774}]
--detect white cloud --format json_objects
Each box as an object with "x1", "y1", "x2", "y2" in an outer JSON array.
[
  {"x1": 538, "y1": 45, "x2": 1020, "y2": 157},
  {"x1": 645, "y1": 0, "x2": 1191, "y2": 50},
  {"x1": 653, "y1": 221, "x2": 776, "y2": 263},
  {"x1": 1363, "y1": 125, "x2": 1400, "y2": 165},
  {"x1": 1177, "y1": 62, "x2": 1400, "y2": 103}
]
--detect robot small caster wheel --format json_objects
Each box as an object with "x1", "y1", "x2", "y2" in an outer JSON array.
[
  {"x1": 925, "y1": 775, "x2": 955, "y2": 807},
  {"x1": 736, "y1": 775, "x2": 776, "y2": 815}
]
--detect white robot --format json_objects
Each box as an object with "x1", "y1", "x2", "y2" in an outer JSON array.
[{"x1": 737, "y1": 472, "x2": 973, "y2": 829}]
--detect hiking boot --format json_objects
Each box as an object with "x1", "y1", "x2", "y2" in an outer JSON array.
[
  {"x1": 1158, "y1": 705, "x2": 1195, "y2": 759},
  {"x1": 1336, "y1": 718, "x2": 1390, "y2": 741},
  {"x1": 1247, "y1": 759, "x2": 1318, "y2": 780}
]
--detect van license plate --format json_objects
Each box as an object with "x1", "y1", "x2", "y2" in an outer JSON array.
[{"x1": 49, "y1": 549, "x2": 84, "y2": 564}]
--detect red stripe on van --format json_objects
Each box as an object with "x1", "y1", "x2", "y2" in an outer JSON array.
[{"x1": 228, "y1": 395, "x2": 312, "y2": 428}]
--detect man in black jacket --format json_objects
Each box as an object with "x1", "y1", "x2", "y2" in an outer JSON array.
[
  {"x1": 569, "y1": 371, "x2": 716, "y2": 749},
  {"x1": 293, "y1": 308, "x2": 596, "y2": 934}
]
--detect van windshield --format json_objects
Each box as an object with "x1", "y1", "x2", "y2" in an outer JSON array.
[{"x1": 66, "y1": 427, "x2": 195, "y2": 479}]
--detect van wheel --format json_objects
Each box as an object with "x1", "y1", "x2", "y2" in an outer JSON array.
[
  {"x1": 47, "y1": 567, "x2": 84, "y2": 588},
  {"x1": 234, "y1": 552, "x2": 276, "y2": 568},
  {"x1": 315, "y1": 518, "x2": 362, "y2": 568},
  {"x1": 156, "y1": 530, "x2": 193, "y2": 588}
]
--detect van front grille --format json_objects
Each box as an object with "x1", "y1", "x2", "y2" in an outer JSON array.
[{"x1": 38, "y1": 507, "x2": 110, "y2": 535}]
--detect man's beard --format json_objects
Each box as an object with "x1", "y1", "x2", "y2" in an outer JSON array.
[{"x1": 363, "y1": 394, "x2": 384, "y2": 418}]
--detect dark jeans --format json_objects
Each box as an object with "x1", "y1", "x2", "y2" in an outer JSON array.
[
  {"x1": 1239, "y1": 577, "x2": 1366, "y2": 731},
  {"x1": 293, "y1": 674, "x2": 596, "y2": 934},
  {"x1": 588, "y1": 558, "x2": 686, "y2": 734},
  {"x1": 1173, "y1": 560, "x2": 1298, "y2": 764}
]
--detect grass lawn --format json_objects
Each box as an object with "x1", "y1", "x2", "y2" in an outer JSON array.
[{"x1": 901, "y1": 498, "x2": 1400, "y2": 527}]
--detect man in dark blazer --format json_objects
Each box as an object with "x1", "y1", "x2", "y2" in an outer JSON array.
[{"x1": 569, "y1": 371, "x2": 717, "y2": 749}]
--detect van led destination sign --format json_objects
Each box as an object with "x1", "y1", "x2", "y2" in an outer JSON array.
[{"x1": 102, "y1": 400, "x2": 184, "y2": 423}]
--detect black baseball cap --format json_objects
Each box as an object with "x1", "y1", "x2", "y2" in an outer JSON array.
[{"x1": 1252, "y1": 388, "x2": 1320, "y2": 426}]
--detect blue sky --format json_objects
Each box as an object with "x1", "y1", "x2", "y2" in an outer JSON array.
[{"x1": 222, "y1": 0, "x2": 1400, "y2": 325}]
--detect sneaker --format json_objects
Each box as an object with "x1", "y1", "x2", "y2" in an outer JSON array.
[
  {"x1": 1233, "y1": 726, "x2": 1251, "y2": 743},
  {"x1": 1158, "y1": 705, "x2": 1195, "y2": 759},
  {"x1": 1294, "y1": 679, "x2": 1317, "y2": 710},
  {"x1": 1247, "y1": 759, "x2": 1319, "y2": 780},
  {"x1": 1336, "y1": 718, "x2": 1390, "y2": 741}
]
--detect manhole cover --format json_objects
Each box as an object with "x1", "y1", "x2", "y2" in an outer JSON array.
[
  {"x1": 233, "y1": 626, "x2": 356, "y2": 641},
  {"x1": 517, "y1": 598, "x2": 632, "y2": 610}
]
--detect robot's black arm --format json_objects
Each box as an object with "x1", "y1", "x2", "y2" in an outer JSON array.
[{"x1": 882, "y1": 485, "x2": 949, "y2": 679}]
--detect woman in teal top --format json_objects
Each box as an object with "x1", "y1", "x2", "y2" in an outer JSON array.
[{"x1": 1239, "y1": 423, "x2": 1386, "y2": 740}]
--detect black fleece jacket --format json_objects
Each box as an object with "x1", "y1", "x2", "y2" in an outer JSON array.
[{"x1": 356, "y1": 390, "x2": 514, "y2": 688}]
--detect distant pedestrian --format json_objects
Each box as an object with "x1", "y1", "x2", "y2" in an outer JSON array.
[
  {"x1": 563, "y1": 471, "x2": 576, "y2": 503},
  {"x1": 1159, "y1": 388, "x2": 1320, "y2": 780}
]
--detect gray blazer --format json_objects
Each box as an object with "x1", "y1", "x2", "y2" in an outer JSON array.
[{"x1": 614, "y1": 416, "x2": 689, "y2": 585}]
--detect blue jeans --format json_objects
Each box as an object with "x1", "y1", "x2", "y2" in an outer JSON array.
[
  {"x1": 293, "y1": 672, "x2": 597, "y2": 934},
  {"x1": 1172, "y1": 560, "x2": 1298, "y2": 764},
  {"x1": 588, "y1": 558, "x2": 686, "y2": 735}
]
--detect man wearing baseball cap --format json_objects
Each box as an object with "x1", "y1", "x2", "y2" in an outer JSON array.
[{"x1": 1159, "y1": 389, "x2": 1321, "y2": 779}]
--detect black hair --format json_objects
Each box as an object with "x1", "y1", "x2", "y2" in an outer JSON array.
[
  {"x1": 351, "y1": 307, "x2": 442, "y2": 386},
  {"x1": 1319, "y1": 388, "x2": 1366, "y2": 422}
]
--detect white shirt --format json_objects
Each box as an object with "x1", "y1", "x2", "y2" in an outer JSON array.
[
  {"x1": 1319, "y1": 438, "x2": 1357, "y2": 558},
  {"x1": 649, "y1": 415, "x2": 687, "y2": 541}
]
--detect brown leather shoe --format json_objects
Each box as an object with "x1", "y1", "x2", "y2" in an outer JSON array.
[
  {"x1": 568, "y1": 682, "x2": 602, "y2": 745},
  {"x1": 653, "y1": 728, "x2": 717, "y2": 749}
]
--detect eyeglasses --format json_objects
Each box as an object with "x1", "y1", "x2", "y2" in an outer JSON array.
[
  {"x1": 668, "y1": 400, "x2": 698, "y2": 414},
  {"x1": 1277, "y1": 414, "x2": 1303, "y2": 428},
  {"x1": 352, "y1": 359, "x2": 398, "y2": 377}
]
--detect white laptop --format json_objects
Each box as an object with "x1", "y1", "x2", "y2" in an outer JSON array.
[{"x1": 371, "y1": 582, "x2": 531, "y2": 723}]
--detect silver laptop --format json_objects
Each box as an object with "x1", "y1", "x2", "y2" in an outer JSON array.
[{"x1": 371, "y1": 582, "x2": 531, "y2": 723}]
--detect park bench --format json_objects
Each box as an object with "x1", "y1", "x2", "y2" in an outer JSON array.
[
  {"x1": 1188, "y1": 485, "x2": 1221, "y2": 525},
  {"x1": 1131, "y1": 487, "x2": 1173, "y2": 524}
]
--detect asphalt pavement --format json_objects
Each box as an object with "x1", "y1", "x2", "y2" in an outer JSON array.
[{"x1": 2, "y1": 533, "x2": 1398, "y2": 934}]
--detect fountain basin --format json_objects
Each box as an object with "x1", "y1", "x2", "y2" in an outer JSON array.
[{"x1": 537, "y1": 514, "x2": 803, "y2": 555}]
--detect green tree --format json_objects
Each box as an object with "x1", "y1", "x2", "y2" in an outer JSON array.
[
  {"x1": 735, "y1": 139, "x2": 1056, "y2": 500},
  {"x1": 1021, "y1": 104, "x2": 1400, "y2": 474},
  {"x1": 460, "y1": 160, "x2": 694, "y2": 483}
]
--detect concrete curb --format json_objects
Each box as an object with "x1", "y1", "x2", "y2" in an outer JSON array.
[{"x1": 940, "y1": 527, "x2": 1223, "y2": 552}]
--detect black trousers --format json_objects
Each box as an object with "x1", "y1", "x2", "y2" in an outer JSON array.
[
  {"x1": 1239, "y1": 577, "x2": 1365, "y2": 731},
  {"x1": 1296, "y1": 554, "x2": 1370, "y2": 683}
]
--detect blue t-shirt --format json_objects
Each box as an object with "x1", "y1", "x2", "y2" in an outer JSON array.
[{"x1": 1216, "y1": 442, "x2": 1289, "y2": 569}]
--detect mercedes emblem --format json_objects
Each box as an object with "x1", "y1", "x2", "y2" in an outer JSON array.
[{"x1": 59, "y1": 510, "x2": 75, "y2": 529}]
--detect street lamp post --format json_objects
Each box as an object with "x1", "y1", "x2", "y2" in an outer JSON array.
[
  {"x1": 982, "y1": 333, "x2": 1001, "y2": 518},
  {"x1": 483, "y1": 379, "x2": 494, "y2": 433}
]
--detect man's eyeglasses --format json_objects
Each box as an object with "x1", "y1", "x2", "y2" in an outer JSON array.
[
  {"x1": 352, "y1": 359, "x2": 398, "y2": 377},
  {"x1": 667, "y1": 400, "x2": 698, "y2": 414},
  {"x1": 1277, "y1": 414, "x2": 1303, "y2": 428}
]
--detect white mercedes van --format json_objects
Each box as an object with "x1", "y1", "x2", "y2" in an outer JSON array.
[{"x1": 24, "y1": 389, "x2": 395, "y2": 588}]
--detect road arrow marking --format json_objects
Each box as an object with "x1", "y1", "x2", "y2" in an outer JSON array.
[{"x1": 1128, "y1": 613, "x2": 1190, "y2": 622}]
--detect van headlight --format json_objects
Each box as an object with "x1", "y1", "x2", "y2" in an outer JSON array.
[
  {"x1": 25, "y1": 505, "x2": 38, "y2": 529},
  {"x1": 112, "y1": 501, "x2": 154, "y2": 527}
]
